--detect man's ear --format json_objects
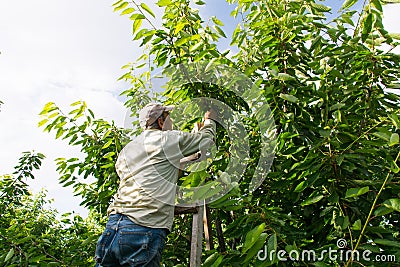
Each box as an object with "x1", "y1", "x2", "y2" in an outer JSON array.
[{"x1": 157, "y1": 117, "x2": 164, "y2": 129}]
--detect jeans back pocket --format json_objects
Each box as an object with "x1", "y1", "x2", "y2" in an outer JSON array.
[{"x1": 118, "y1": 230, "x2": 151, "y2": 265}]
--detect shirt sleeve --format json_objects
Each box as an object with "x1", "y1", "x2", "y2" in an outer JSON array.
[{"x1": 178, "y1": 119, "x2": 216, "y2": 157}]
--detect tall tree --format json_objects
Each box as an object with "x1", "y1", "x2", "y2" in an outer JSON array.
[
  {"x1": 38, "y1": 0, "x2": 400, "y2": 266},
  {"x1": 0, "y1": 152, "x2": 102, "y2": 266}
]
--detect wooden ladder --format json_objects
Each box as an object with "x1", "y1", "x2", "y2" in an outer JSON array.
[
  {"x1": 174, "y1": 121, "x2": 214, "y2": 266},
  {"x1": 174, "y1": 202, "x2": 213, "y2": 267}
]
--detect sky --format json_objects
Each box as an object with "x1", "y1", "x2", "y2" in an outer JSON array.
[{"x1": 1, "y1": 0, "x2": 399, "y2": 217}]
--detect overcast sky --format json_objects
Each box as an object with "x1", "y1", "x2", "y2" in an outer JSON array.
[{"x1": 1, "y1": 0, "x2": 399, "y2": 217}]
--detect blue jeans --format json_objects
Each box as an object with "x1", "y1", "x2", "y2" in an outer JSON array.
[{"x1": 94, "y1": 214, "x2": 167, "y2": 267}]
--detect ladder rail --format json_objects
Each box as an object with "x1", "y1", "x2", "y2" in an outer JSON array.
[{"x1": 175, "y1": 121, "x2": 211, "y2": 267}]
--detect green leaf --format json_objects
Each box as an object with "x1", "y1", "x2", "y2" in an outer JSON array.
[
  {"x1": 192, "y1": 181, "x2": 215, "y2": 200},
  {"x1": 373, "y1": 131, "x2": 390, "y2": 141},
  {"x1": 389, "y1": 33, "x2": 400, "y2": 40},
  {"x1": 103, "y1": 152, "x2": 115, "y2": 158},
  {"x1": 175, "y1": 36, "x2": 190, "y2": 46},
  {"x1": 157, "y1": 0, "x2": 171, "y2": 7},
  {"x1": 133, "y1": 29, "x2": 147, "y2": 40},
  {"x1": 345, "y1": 186, "x2": 369, "y2": 198},
  {"x1": 242, "y1": 223, "x2": 266, "y2": 254},
  {"x1": 310, "y1": 35, "x2": 322, "y2": 52},
  {"x1": 81, "y1": 235, "x2": 98, "y2": 246},
  {"x1": 63, "y1": 180, "x2": 75, "y2": 187},
  {"x1": 214, "y1": 25, "x2": 226, "y2": 38},
  {"x1": 389, "y1": 113, "x2": 400, "y2": 129},
  {"x1": 101, "y1": 162, "x2": 114, "y2": 169},
  {"x1": 5, "y1": 248, "x2": 14, "y2": 262},
  {"x1": 114, "y1": 2, "x2": 128, "y2": 12},
  {"x1": 102, "y1": 139, "x2": 113, "y2": 149},
  {"x1": 374, "y1": 239, "x2": 400, "y2": 248},
  {"x1": 362, "y1": 13, "x2": 373, "y2": 42},
  {"x1": 382, "y1": 0, "x2": 400, "y2": 3},
  {"x1": 15, "y1": 236, "x2": 33, "y2": 245},
  {"x1": 38, "y1": 119, "x2": 48, "y2": 127},
  {"x1": 211, "y1": 16, "x2": 224, "y2": 26},
  {"x1": 88, "y1": 109, "x2": 95, "y2": 118},
  {"x1": 294, "y1": 181, "x2": 308, "y2": 192},
  {"x1": 383, "y1": 198, "x2": 400, "y2": 212},
  {"x1": 70, "y1": 100, "x2": 83, "y2": 106},
  {"x1": 352, "y1": 219, "x2": 362, "y2": 230},
  {"x1": 121, "y1": 7, "x2": 135, "y2": 15},
  {"x1": 330, "y1": 103, "x2": 346, "y2": 111},
  {"x1": 112, "y1": 0, "x2": 123, "y2": 7},
  {"x1": 174, "y1": 21, "x2": 187, "y2": 35},
  {"x1": 56, "y1": 128, "x2": 64, "y2": 139},
  {"x1": 279, "y1": 93, "x2": 298, "y2": 103},
  {"x1": 267, "y1": 233, "x2": 277, "y2": 261},
  {"x1": 341, "y1": 0, "x2": 358, "y2": 10},
  {"x1": 277, "y1": 73, "x2": 295, "y2": 81},
  {"x1": 130, "y1": 13, "x2": 145, "y2": 20},
  {"x1": 301, "y1": 194, "x2": 324, "y2": 206},
  {"x1": 203, "y1": 252, "x2": 220, "y2": 267},
  {"x1": 182, "y1": 170, "x2": 206, "y2": 187},
  {"x1": 244, "y1": 233, "x2": 268, "y2": 263},
  {"x1": 371, "y1": 0, "x2": 383, "y2": 12},
  {"x1": 39, "y1": 102, "x2": 56, "y2": 115},
  {"x1": 391, "y1": 160, "x2": 399, "y2": 173},
  {"x1": 389, "y1": 133, "x2": 399, "y2": 146},
  {"x1": 141, "y1": 3, "x2": 155, "y2": 18},
  {"x1": 374, "y1": 205, "x2": 394, "y2": 216},
  {"x1": 189, "y1": 42, "x2": 204, "y2": 52},
  {"x1": 310, "y1": 3, "x2": 331, "y2": 12},
  {"x1": 133, "y1": 19, "x2": 143, "y2": 35},
  {"x1": 219, "y1": 171, "x2": 231, "y2": 185}
]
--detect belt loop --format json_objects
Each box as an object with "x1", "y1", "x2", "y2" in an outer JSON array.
[{"x1": 116, "y1": 214, "x2": 123, "y2": 231}]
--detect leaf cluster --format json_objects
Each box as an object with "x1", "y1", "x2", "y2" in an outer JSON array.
[{"x1": 0, "y1": 152, "x2": 102, "y2": 266}]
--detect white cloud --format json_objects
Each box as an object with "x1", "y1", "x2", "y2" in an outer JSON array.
[
  {"x1": 0, "y1": 0, "x2": 137, "y2": 216},
  {"x1": 1, "y1": 0, "x2": 399, "y2": 217},
  {"x1": 383, "y1": 4, "x2": 400, "y2": 54}
]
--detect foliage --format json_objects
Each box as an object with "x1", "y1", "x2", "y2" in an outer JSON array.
[
  {"x1": 35, "y1": 0, "x2": 400, "y2": 266},
  {"x1": 0, "y1": 152, "x2": 102, "y2": 266},
  {"x1": 38, "y1": 101, "x2": 130, "y2": 214}
]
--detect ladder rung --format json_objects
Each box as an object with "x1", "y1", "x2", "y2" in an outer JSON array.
[{"x1": 174, "y1": 205, "x2": 199, "y2": 215}]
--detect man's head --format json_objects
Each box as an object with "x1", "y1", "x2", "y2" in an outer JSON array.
[{"x1": 139, "y1": 103, "x2": 174, "y2": 130}]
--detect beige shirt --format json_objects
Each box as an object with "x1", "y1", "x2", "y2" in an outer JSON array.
[{"x1": 107, "y1": 119, "x2": 216, "y2": 230}]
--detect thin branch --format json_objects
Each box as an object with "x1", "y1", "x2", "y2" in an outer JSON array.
[
  {"x1": 352, "y1": 0, "x2": 368, "y2": 38},
  {"x1": 345, "y1": 150, "x2": 400, "y2": 267},
  {"x1": 340, "y1": 119, "x2": 387, "y2": 155},
  {"x1": 130, "y1": 0, "x2": 157, "y2": 30}
]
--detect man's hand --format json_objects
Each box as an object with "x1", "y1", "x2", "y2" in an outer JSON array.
[{"x1": 204, "y1": 109, "x2": 217, "y2": 121}]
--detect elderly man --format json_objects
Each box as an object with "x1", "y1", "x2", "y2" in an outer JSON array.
[{"x1": 94, "y1": 103, "x2": 216, "y2": 267}]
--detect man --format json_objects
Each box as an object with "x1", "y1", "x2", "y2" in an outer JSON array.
[{"x1": 94, "y1": 103, "x2": 216, "y2": 267}]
